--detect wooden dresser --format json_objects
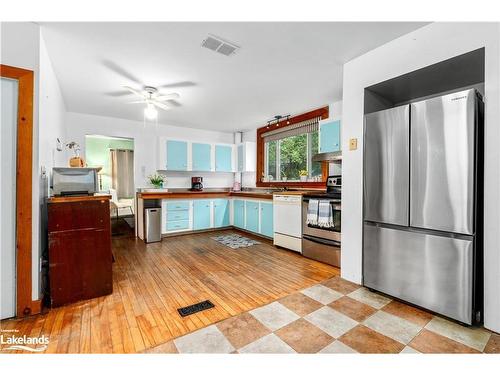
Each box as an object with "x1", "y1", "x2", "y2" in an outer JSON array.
[{"x1": 47, "y1": 195, "x2": 113, "y2": 307}]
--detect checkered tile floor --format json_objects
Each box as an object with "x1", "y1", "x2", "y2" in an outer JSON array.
[{"x1": 144, "y1": 276, "x2": 500, "y2": 354}]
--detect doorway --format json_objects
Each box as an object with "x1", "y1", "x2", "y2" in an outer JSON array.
[
  {"x1": 0, "y1": 65, "x2": 35, "y2": 319},
  {"x1": 85, "y1": 135, "x2": 135, "y2": 235}
]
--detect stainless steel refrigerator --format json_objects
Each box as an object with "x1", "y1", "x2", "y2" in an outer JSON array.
[{"x1": 363, "y1": 88, "x2": 483, "y2": 325}]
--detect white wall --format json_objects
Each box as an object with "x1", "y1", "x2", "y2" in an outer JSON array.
[
  {"x1": 39, "y1": 32, "x2": 67, "y2": 173},
  {"x1": 1, "y1": 22, "x2": 41, "y2": 301},
  {"x1": 64, "y1": 112, "x2": 236, "y2": 189},
  {"x1": 38, "y1": 30, "x2": 68, "y2": 301},
  {"x1": 341, "y1": 22, "x2": 500, "y2": 333}
]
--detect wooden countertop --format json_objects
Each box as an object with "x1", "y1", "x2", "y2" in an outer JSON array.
[
  {"x1": 48, "y1": 194, "x2": 111, "y2": 204},
  {"x1": 137, "y1": 189, "x2": 325, "y2": 200},
  {"x1": 272, "y1": 190, "x2": 324, "y2": 196},
  {"x1": 137, "y1": 191, "x2": 274, "y2": 200}
]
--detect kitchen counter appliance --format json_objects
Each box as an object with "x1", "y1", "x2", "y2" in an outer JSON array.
[
  {"x1": 273, "y1": 194, "x2": 303, "y2": 252},
  {"x1": 363, "y1": 89, "x2": 483, "y2": 325},
  {"x1": 301, "y1": 175, "x2": 341, "y2": 267},
  {"x1": 52, "y1": 167, "x2": 99, "y2": 196},
  {"x1": 190, "y1": 176, "x2": 203, "y2": 191}
]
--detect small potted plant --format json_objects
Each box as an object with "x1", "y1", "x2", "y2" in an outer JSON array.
[
  {"x1": 299, "y1": 170, "x2": 308, "y2": 182},
  {"x1": 281, "y1": 172, "x2": 287, "y2": 182},
  {"x1": 148, "y1": 173, "x2": 167, "y2": 189}
]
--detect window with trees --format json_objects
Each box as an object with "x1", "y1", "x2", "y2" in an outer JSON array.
[
  {"x1": 256, "y1": 106, "x2": 329, "y2": 186},
  {"x1": 264, "y1": 131, "x2": 322, "y2": 181}
]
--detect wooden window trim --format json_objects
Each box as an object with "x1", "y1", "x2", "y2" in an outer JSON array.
[
  {"x1": 256, "y1": 106, "x2": 329, "y2": 188},
  {"x1": 1, "y1": 64, "x2": 35, "y2": 317}
]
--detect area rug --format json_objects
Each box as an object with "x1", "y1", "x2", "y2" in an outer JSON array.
[{"x1": 211, "y1": 234, "x2": 260, "y2": 249}]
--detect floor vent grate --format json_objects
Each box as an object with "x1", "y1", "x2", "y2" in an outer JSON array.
[{"x1": 177, "y1": 300, "x2": 215, "y2": 317}]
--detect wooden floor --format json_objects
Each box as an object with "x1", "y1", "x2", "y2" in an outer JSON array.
[{"x1": 0, "y1": 228, "x2": 338, "y2": 353}]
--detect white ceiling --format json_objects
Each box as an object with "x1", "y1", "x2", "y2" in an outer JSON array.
[{"x1": 40, "y1": 22, "x2": 428, "y2": 132}]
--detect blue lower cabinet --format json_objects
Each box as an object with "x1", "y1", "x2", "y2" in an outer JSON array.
[
  {"x1": 245, "y1": 201, "x2": 259, "y2": 233},
  {"x1": 215, "y1": 145, "x2": 233, "y2": 172},
  {"x1": 167, "y1": 210, "x2": 189, "y2": 221},
  {"x1": 193, "y1": 200, "x2": 211, "y2": 230},
  {"x1": 213, "y1": 199, "x2": 229, "y2": 228},
  {"x1": 260, "y1": 202, "x2": 274, "y2": 238},
  {"x1": 167, "y1": 220, "x2": 189, "y2": 231},
  {"x1": 233, "y1": 200, "x2": 245, "y2": 228}
]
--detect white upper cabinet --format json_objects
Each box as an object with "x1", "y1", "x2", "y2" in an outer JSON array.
[{"x1": 237, "y1": 142, "x2": 256, "y2": 172}]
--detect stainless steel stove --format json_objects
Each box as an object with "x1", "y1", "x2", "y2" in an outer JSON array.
[{"x1": 301, "y1": 175, "x2": 341, "y2": 267}]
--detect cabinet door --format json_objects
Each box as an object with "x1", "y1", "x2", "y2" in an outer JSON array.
[
  {"x1": 192, "y1": 143, "x2": 212, "y2": 171},
  {"x1": 193, "y1": 200, "x2": 211, "y2": 230},
  {"x1": 245, "y1": 201, "x2": 259, "y2": 233},
  {"x1": 260, "y1": 202, "x2": 274, "y2": 237},
  {"x1": 166, "y1": 140, "x2": 188, "y2": 170},
  {"x1": 319, "y1": 120, "x2": 341, "y2": 153},
  {"x1": 237, "y1": 144, "x2": 244, "y2": 172},
  {"x1": 215, "y1": 145, "x2": 232, "y2": 172},
  {"x1": 213, "y1": 199, "x2": 229, "y2": 227},
  {"x1": 233, "y1": 200, "x2": 245, "y2": 228}
]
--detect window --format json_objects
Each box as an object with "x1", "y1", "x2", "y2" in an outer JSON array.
[{"x1": 264, "y1": 130, "x2": 322, "y2": 182}]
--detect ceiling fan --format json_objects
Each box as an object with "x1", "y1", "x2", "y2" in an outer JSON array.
[
  {"x1": 124, "y1": 85, "x2": 180, "y2": 120},
  {"x1": 102, "y1": 60, "x2": 196, "y2": 120}
]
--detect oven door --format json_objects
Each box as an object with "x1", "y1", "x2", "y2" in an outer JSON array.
[
  {"x1": 302, "y1": 199, "x2": 341, "y2": 242},
  {"x1": 302, "y1": 234, "x2": 341, "y2": 267}
]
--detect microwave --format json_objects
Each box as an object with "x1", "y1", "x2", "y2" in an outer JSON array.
[{"x1": 52, "y1": 167, "x2": 99, "y2": 196}]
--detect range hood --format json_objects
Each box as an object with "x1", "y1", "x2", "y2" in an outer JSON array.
[{"x1": 312, "y1": 150, "x2": 342, "y2": 162}]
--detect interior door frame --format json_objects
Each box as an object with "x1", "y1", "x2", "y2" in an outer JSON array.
[{"x1": 0, "y1": 64, "x2": 37, "y2": 317}]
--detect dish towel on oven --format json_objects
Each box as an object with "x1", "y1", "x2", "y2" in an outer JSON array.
[
  {"x1": 306, "y1": 199, "x2": 319, "y2": 226},
  {"x1": 318, "y1": 200, "x2": 334, "y2": 228}
]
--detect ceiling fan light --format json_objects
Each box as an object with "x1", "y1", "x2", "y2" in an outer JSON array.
[{"x1": 144, "y1": 103, "x2": 158, "y2": 120}]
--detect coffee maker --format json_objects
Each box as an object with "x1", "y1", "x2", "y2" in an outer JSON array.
[{"x1": 190, "y1": 177, "x2": 203, "y2": 191}]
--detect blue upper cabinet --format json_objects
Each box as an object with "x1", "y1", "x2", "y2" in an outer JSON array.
[
  {"x1": 193, "y1": 200, "x2": 211, "y2": 230},
  {"x1": 166, "y1": 140, "x2": 188, "y2": 171},
  {"x1": 260, "y1": 202, "x2": 274, "y2": 238},
  {"x1": 213, "y1": 199, "x2": 229, "y2": 228},
  {"x1": 319, "y1": 120, "x2": 341, "y2": 153},
  {"x1": 233, "y1": 200, "x2": 245, "y2": 228},
  {"x1": 245, "y1": 201, "x2": 259, "y2": 233},
  {"x1": 192, "y1": 143, "x2": 212, "y2": 171},
  {"x1": 215, "y1": 145, "x2": 232, "y2": 172}
]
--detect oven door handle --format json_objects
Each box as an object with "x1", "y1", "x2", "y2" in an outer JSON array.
[{"x1": 303, "y1": 234, "x2": 341, "y2": 247}]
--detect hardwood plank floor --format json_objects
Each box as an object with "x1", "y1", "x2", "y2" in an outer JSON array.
[{"x1": 0, "y1": 228, "x2": 338, "y2": 353}]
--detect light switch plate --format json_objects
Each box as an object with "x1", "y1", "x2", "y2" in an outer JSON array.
[{"x1": 349, "y1": 138, "x2": 358, "y2": 150}]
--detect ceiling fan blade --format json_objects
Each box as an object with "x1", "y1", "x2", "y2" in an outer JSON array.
[
  {"x1": 102, "y1": 60, "x2": 143, "y2": 85},
  {"x1": 128, "y1": 100, "x2": 147, "y2": 104},
  {"x1": 123, "y1": 86, "x2": 144, "y2": 97},
  {"x1": 158, "y1": 81, "x2": 196, "y2": 89},
  {"x1": 155, "y1": 93, "x2": 180, "y2": 101},
  {"x1": 151, "y1": 101, "x2": 171, "y2": 111},
  {"x1": 164, "y1": 99, "x2": 182, "y2": 107}
]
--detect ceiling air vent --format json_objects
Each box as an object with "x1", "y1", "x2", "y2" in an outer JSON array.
[{"x1": 201, "y1": 34, "x2": 239, "y2": 56}]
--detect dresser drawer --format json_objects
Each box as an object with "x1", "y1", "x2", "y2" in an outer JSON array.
[
  {"x1": 166, "y1": 210, "x2": 189, "y2": 221},
  {"x1": 166, "y1": 220, "x2": 190, "y2": 231},
  {"x1": 166, "y1": 201, "x2": 190, "y2": 211}
]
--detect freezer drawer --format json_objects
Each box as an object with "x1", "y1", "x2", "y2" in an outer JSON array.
[
  {"x1": 364, "y1": 105, "x2": 410, "y2": 226},
  {"x1": 410, "y1": 89, "x2": 476, "y2": 235},
  {"x1": 363, "y1": 223, "x2": 474, "y2": 324}
]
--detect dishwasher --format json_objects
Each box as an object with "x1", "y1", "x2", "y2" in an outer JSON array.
[{"x1": 273, "y1": 194, "x2": 302, "y2": 253}]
